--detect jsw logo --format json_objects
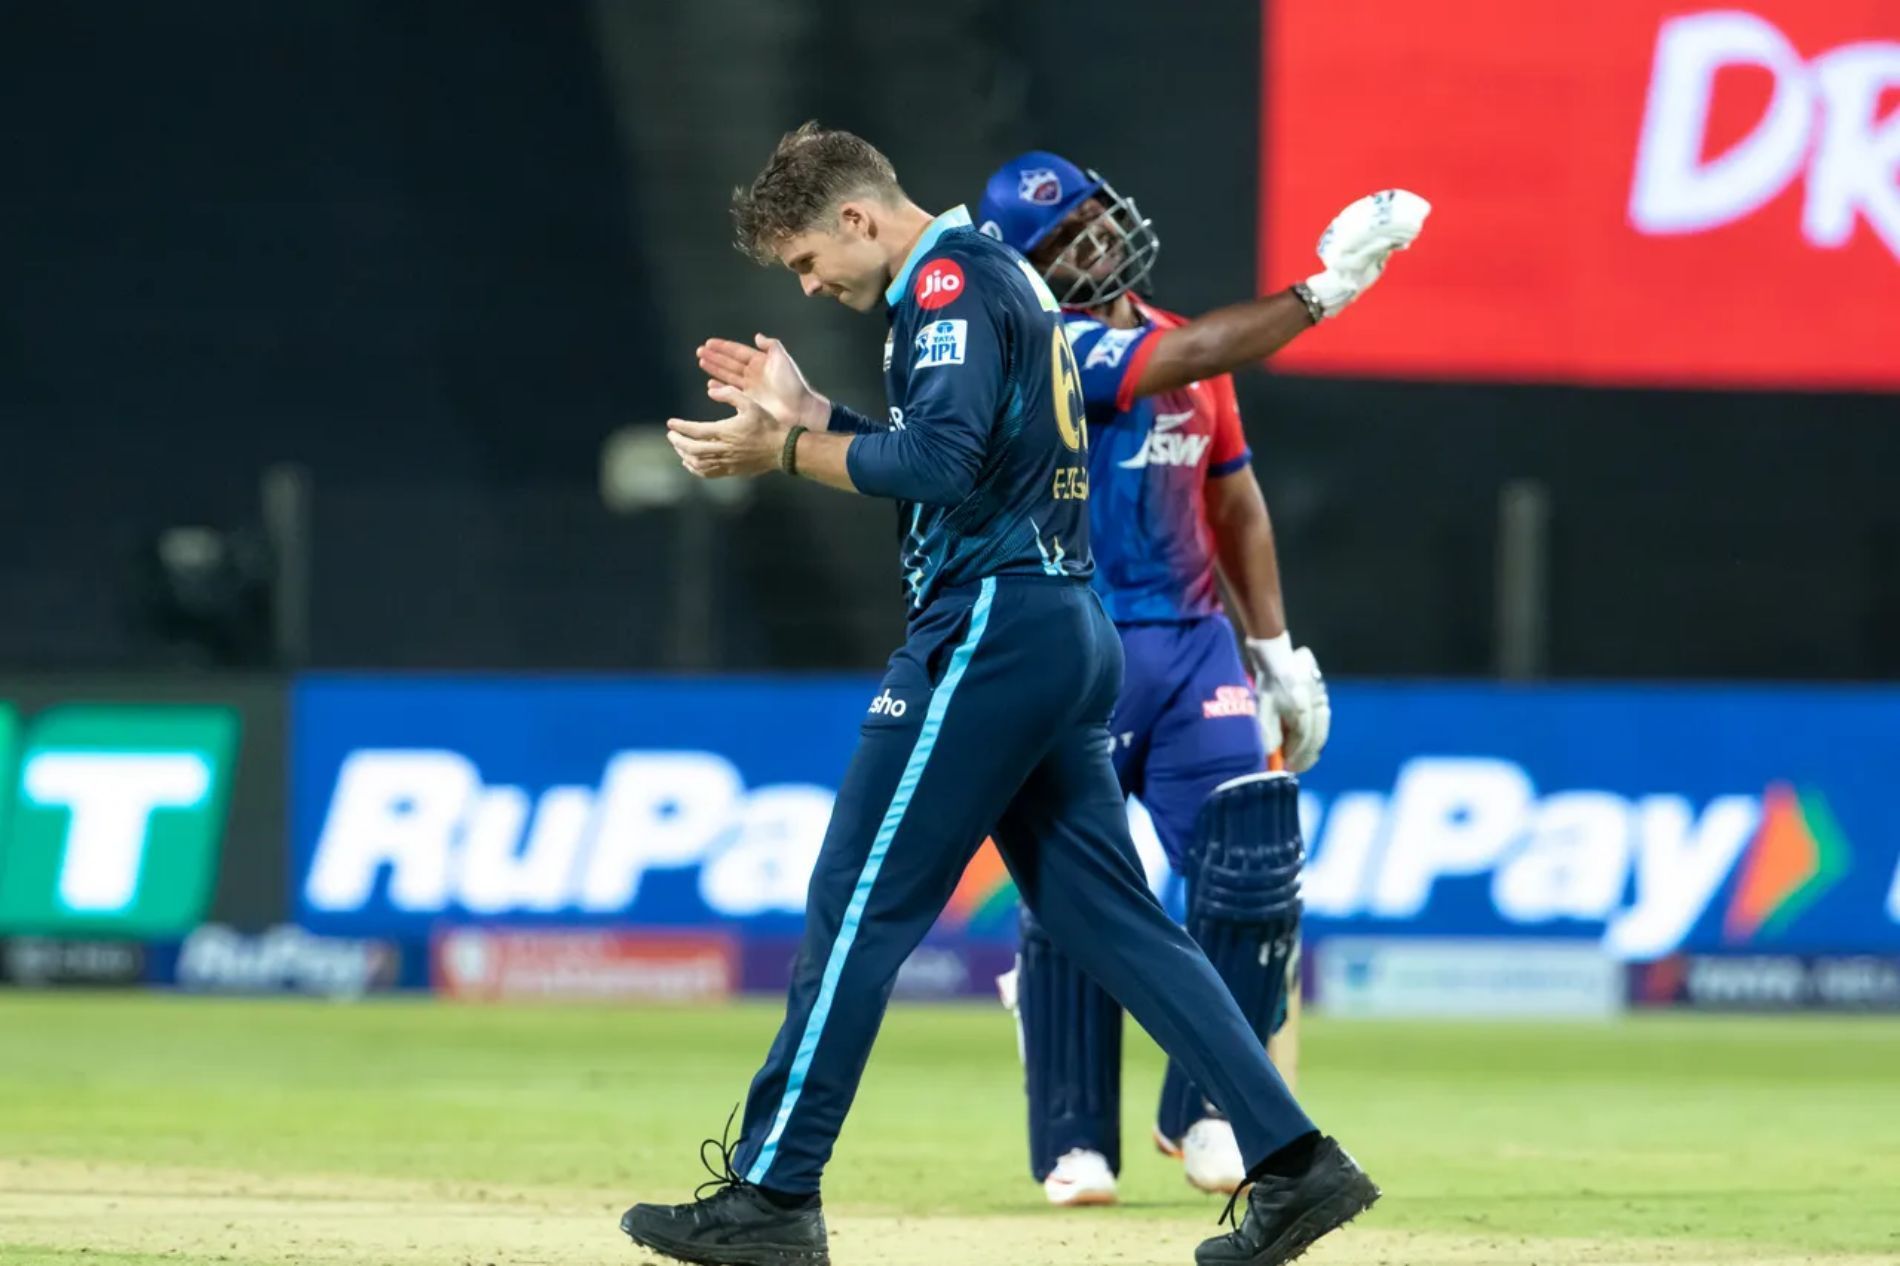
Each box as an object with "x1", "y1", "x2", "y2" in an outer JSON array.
[
  {"x1": 868, "y1": 689, "x2": 909, "y2": 718},
  {"x1": 1629, "y1": 10, "x2": 1900, "y2": 258},
  {"x1": 1119, "y1": 426, "x2": 1212, "y2": 470}
]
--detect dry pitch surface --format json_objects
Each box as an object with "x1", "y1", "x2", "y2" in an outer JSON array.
[
  {"x1": 0, "y1": 997, "x2": 1895, "y2": 1265},
  {"x1": 4, "y1": 1157, "x2": 1893, "y2": 1266}
]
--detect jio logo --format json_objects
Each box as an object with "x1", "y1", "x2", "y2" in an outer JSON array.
[{"x1": 915, "y1": 260, "x2": 966, "y2": 311}]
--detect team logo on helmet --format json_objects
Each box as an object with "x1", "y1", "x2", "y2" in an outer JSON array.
[{"x1": 1019, "y1": 168, "x2": 1062, "y2": 205}]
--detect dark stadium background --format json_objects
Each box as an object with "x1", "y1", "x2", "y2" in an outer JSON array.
[{"x1": 4, "y1": 0, "x2": 1890, "y2": 679}]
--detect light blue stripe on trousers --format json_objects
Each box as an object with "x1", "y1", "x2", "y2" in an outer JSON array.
[{"x1": 745, "y1": 576, "x2": 998, "y2": 1185}]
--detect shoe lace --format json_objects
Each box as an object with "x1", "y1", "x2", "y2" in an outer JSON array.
[
  {"x1": 693, "y1": 1104, "x2": 751, "y2": 1203},
  {"x1": 1218, "y1": 1183, "x2": 1246, "y2": 1229},
  {"x1": 1219, "y1": 1155, "x2": 1271, "y2": 1230}
]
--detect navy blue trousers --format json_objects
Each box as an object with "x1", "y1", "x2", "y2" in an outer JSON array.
[
  {"x1": 731, "y1": 575, "x2": 1314, "y2": 1193},
  {"x1": 1019, "y1": 614, "x2": 1272, "y2": 1176}
]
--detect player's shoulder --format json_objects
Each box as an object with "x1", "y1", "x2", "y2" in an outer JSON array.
[
  {"x1": 1059, "y1": 312, "x2": 1113, "y2": 358},
  {"x1": 930, "y1": 224, "x2": 1019, "y2": 273},
  {"x1": 929, "y1": 228, "x2": 1054, "y2": 310},
  {"x1": 1060, "y1": 307, "x2": 1151, "y2": 370}
]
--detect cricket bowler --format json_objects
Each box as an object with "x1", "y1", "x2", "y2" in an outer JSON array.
[
  {"x1": 619, "y1": 122, "x2": 1381, "y2": 1266},
  {"x1": 974, "y1": 152, "x2": 1430, "y2": 1204}
]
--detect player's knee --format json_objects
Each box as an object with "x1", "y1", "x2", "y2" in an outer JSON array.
[
  {"x1": 1019, "y1": 891, "x2": 1104, "y2": 961},
  {"x1": 1019, "y1": 901, "x2": 1094, "y2": 979}
]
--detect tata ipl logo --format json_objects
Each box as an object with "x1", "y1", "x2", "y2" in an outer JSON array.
[{"x1": 1721, "y1": 783, "x2": 1851, "y2": 943}]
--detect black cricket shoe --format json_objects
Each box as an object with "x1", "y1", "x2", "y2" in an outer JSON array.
[
  {"x1": 1194, "y1": 1135, "x2": 1379, "y2": 1266},
  {"x1": 621, "y1": 1110, "x2": 829, "y2": 1266}
]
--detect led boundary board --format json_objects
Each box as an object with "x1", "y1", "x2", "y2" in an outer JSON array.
[
  {"x1": 291, "y1": 675, "x2": 1900, "y2": 958},
  {"x1": 1286, "y1": 683, "x2": 1900, "y2": 959},
  {"x1": 289, "y1": 676, "x2": 1163, "y2": 941},
  {"x1": 0, "y1": 678, "x2": 288, "y2": 951},
  {"x1": 1259, "y1": 1, "x2": 1900, "y2": 390},
  {"x1": 0, "y1": 703, "x2": 239, "y2": 938}
]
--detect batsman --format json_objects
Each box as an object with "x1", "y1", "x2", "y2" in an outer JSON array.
[{"x1": 975, "y1": 152, "x2": 1430, "y2": 1203}]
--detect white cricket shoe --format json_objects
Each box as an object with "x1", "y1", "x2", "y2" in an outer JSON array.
[
  {"x1": 1042, "y1": 1148, "x2": 1118, "y2": 1207},
  {"x1": 1181, "y1": 1117, "x2": 1246, "y2": 1195}
]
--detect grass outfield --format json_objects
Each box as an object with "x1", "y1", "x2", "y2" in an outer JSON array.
[{"x1": 0, "y1": 995, "x2": 1895, "y2": 1265}]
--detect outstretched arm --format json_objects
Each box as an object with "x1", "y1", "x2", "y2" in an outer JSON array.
[
  {"x1": 1130, "y1": 291, "x2": 1316, "y2": 399},
  {"x1": 1127, "y1": 189, "x2": 1432, "y2": 400}
]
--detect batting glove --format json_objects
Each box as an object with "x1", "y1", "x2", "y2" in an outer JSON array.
[
  {"x1": 1302, "y1": 189, "x2": 1431, "y2": 319},
  {"x1": 1246, "y1": 632, "x2": 1332, "y2": 773}
]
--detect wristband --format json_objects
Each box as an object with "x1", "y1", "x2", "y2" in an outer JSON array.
[
  {"x1": 1289, "y1": 281, "x2": 1326, "y2": 325},
  {"x1": 1247, "y1": 632, "x2": 1298, "y2": 683},
  {"x1": 781, "y1": 425, "x2": 808, "y2": 476}
]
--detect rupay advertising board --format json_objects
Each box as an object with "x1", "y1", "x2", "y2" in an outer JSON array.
[{"x1": 292, "y1": 677, "x2": 1900, "y2": 960}]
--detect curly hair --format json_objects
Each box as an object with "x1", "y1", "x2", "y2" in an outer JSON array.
[{"x1": 731, "y1": 122, "x2": 905, "y2": 264}]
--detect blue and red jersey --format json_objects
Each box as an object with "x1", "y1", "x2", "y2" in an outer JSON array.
[{"x1": 1061, "y1": 298, "x2": 1252, "y2": 624}]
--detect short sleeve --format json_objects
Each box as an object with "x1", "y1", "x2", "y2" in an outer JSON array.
[
  {"x1": 1062, "y1": 316, "x2": 1158, "y2": 414},
  {"x1": 1206, "y1": 373, "x2": 1251, "y2": 479}
]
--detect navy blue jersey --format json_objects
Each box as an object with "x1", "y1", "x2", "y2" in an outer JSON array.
[{"x1": 831, "y1": 206, "x2": 1094, "y2": 613}]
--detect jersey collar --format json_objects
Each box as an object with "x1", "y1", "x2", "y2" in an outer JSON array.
[{"x1": 885, "y1": 205, "x2": 973, "y2": 309}]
